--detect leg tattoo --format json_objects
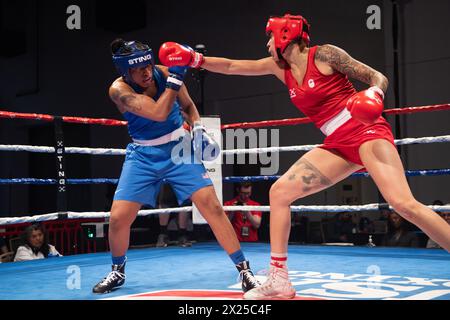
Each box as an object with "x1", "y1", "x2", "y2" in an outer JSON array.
[{"x1": 292, "y1": 158, "x2": 333, "y2": 193}]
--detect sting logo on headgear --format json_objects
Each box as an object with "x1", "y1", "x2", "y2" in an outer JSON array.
[
  {"x1": 112, "y1": 40, "x2": 155, "y2": 83},
  {"x1": 128, "y1": 54, "x2": 153, "y2": 66},
  {"x1": 266, "y1": 14, "x2": 310, "y2": 58}
]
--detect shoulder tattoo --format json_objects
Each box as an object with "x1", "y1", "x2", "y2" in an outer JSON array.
[{"x1": 315, "y1": 44, "x2": 376, "y2": 84}]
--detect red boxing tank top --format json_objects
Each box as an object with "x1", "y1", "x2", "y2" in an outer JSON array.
[{"x1": 284, "y1": 46, "x2": 357, "y2": 129}]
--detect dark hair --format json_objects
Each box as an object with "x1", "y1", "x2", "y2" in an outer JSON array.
[
  {"x1": 237, "y1": 182, "x2": 252, "y2": 189},
  {"x1": 236, "y1": 181, "x2": 252, "y2": 193},
  {"x1": 110, "y1": 38, "x2": 126, "y2": 55},
  {"x1": 22, "y1": 224, "x2": 50, "y2": 257},
  {"x1": 433, "y1": 200, "x2": 444, "y2": 206},
  {"x1": 293, "y1": 38, "x2": 308, "y2": 50}
]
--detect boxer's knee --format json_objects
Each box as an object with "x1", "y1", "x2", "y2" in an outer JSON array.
[
  {"x1": 388, "y1": 198, "x2": 421, "y2": 222},
  {"x1": 203, "y1": 196, "x2": 224, "y2": 218},
  {"x1": 193, "y1": 187, "x2": 224, "y2": 218},
  {"x1": 270, "y1": 180, "x2": 300, "y2": 207},
  {"x1": 109, "y1": 202, "x2": 139, "y2": 232}
]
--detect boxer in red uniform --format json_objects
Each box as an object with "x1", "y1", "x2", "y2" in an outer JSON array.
[{"x1": 159, "y1": 14, "x2": 450, "y2": 299}]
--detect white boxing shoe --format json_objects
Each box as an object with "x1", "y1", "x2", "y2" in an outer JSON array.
[{"x1": 243, "y1": 265, "x2": 296, "y2": 300}]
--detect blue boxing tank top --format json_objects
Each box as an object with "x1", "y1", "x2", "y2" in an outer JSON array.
[{"x1": 122, "y1": 66, "x2": 183, "y2": 140}]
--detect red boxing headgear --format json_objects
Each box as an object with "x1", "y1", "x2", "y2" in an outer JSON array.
[{"x1": 266, "y1": 14, "x2": 310, "y2": 54}]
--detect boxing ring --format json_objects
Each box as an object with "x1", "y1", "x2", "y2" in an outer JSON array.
[
  {"x1": 0, "y1": 104, "x2": 450, "y2": 300},
  {"x1": 0, "y1": 243, "x2": 449, "y2": 300}
]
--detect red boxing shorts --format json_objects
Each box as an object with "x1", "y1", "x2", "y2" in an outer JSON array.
[{"x1": 320, "y1": 117, "x2": 395, "y2": 166}]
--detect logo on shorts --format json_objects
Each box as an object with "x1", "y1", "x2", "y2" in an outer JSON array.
[
  {"x1": 308, "y1": 79, "x2": 315, "y2": 88},
  {"x1": 289, "y1": 88, "x2": 296, "y2": 98},
  {"x1": 365, "y1": 130, "x2": 376, "y2": 134},
  {"x1": 202, "y1": 172, "x2": 210, "y2": 179}
]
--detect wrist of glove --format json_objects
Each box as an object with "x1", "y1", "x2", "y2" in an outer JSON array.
[
  {"x1": 181, "y1": 45, "x2": 205, "y2": 68},
  {"x1": 166, "y1": 66, "x2": 188, "y2": 91},
  {"x1": 192, "y1": 121, "x2": 206, "y2": 134},
  {"x1": 367, "y1": 86, "x2": 385, "y2": 100},
  {"x1": 190, "y1": 51, "x2": 205, "y2": 68},
  {"x1": 192, "y1": 121, "x2": 220, "y2": 162}
]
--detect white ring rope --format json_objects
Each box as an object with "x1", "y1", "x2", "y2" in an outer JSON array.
[
  {"x1": 0, "y1": 213, "x2": 62, "y2": 225},
  {"x1": 0, "y1": 145, "x2": 125, "y2": 155},
  {"x1": 1, "y1": 205, "x2": 449, "y2": 226},
  {"x1": 223, "y1": 135, "x2": 450, "y2": 155},
  {"x1": 0, "y1": 135, "x2": 449, "y2": 156}
]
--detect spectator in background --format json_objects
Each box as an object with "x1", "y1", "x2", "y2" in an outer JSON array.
[
  {"x1": 14, "y1": 224, "x2": 62, "y2": 262},
  {"x1": 372, "y1": 208, "x2": 390, "y2": 234},
  {"x1": 427, "y1": 201, "x2": 450, "y2": 249},
  {"x1": 156, "y1": 184, "x2": 192, "y2": 248},
  {"x1": 224, "y1": 182, "x2": 262, "y2": 242},
  {"x1": 333, "y1": 212, "x2": 357, "y2": 242},
  {"x1": 382, "y1": 211, "x2": 419, "y2": 247},
  {"x1": 358, "y1": 216, "x2": 374, "y2": 234},
  {"x1": 0, "y1": 237, "x2": 12, "y2": 263},
  {"x1": 291, "y1": 214, "x2": 309, "y2": 244},
  {"x1": 379, "y1": 208, "x2": 390, "y2": 221},
  {"x1": 0, "y1": 237, "x2": 8, "y2": 255}
]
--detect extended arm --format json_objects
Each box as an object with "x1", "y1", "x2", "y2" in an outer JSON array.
[
  {"x1": 159, "y1": 42, "x2": 284, "y2": 80},
  {"x1": 201, "y1": 56, "x2": 278, "y2": 76}
]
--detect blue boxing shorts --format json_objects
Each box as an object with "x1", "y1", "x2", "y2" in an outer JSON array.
[{"x1": 113, "y1": 137, "x2": 213, "y2": 207}]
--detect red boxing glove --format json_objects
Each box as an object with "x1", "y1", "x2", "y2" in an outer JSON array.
[
  {"x1": 158, "y1": 42, "x2": 204, "y2": 68},
  {"x1": 346, "y1": 86, "x2": 384, "y2": 124}
]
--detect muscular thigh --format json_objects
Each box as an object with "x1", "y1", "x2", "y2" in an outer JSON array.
[
  {"x1": 359, "y1": 139, "x2": 413, "y2": 203},
  {"x1": 277, "y1": 147, "x2": 362, "y2": 201}
]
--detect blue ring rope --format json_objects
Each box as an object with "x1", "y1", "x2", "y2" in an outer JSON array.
[
  {"x1": 0, "y1": 169, "x2": 449, "y2": 185},
  {"x1": 0, "y1": 178, "x2": 119, "y2": 185},
  {"x1": 224, "y1": 169, "x2": 450, "y2": 182}
]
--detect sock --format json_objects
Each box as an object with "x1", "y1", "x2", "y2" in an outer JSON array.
[
  {"x1": 112, "y1": 255, "x2": 126, "y2": 266},
  {"x1": 270, "y1": 252, "x2": 287, "y2": 269},
  {"x1": 160, "y1": 224, "x2": 168, "y2": 235},
  {"x1": 229, "y1": 249, "x2": 246, "y2": 265}
]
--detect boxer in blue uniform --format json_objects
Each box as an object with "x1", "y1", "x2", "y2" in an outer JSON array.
[{"x1": 92, "y1": 39, "x2": 260, "y2": 294}]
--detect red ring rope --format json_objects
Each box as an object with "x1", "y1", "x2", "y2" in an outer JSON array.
[
  {"x1": 0, "y1": 111, "x2": 127, "y2": 126},
  {"x1": 221, "y1": 103, "x2": 450, "y2": 129},
  {"x1": 1, "y1": 103, "x2": 449, "y2": 129}
]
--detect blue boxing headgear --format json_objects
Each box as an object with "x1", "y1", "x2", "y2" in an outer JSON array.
[{"x1": 112, "y1": 40, "x2": 155, "y2": 83}]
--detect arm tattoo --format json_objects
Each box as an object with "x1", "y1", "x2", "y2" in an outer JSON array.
[
  {"x1": 110, "y1": 89, "x2": 120, "y2": 101},
  {"x1": 119, "y1": 93, "x2": 142, "y2": 113},
  {"x1": 111, "y1": 86, "x2": 146, "y2": 114},
  {"x1": 120, "y1": 94, "x2": 138, "y2": 107},
  {"x1": 290, "y1": 158, "x2": 332, "y2": 193},
  {"x1": 316, "y1": 44, "x2": 388, "y2": 92}
]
